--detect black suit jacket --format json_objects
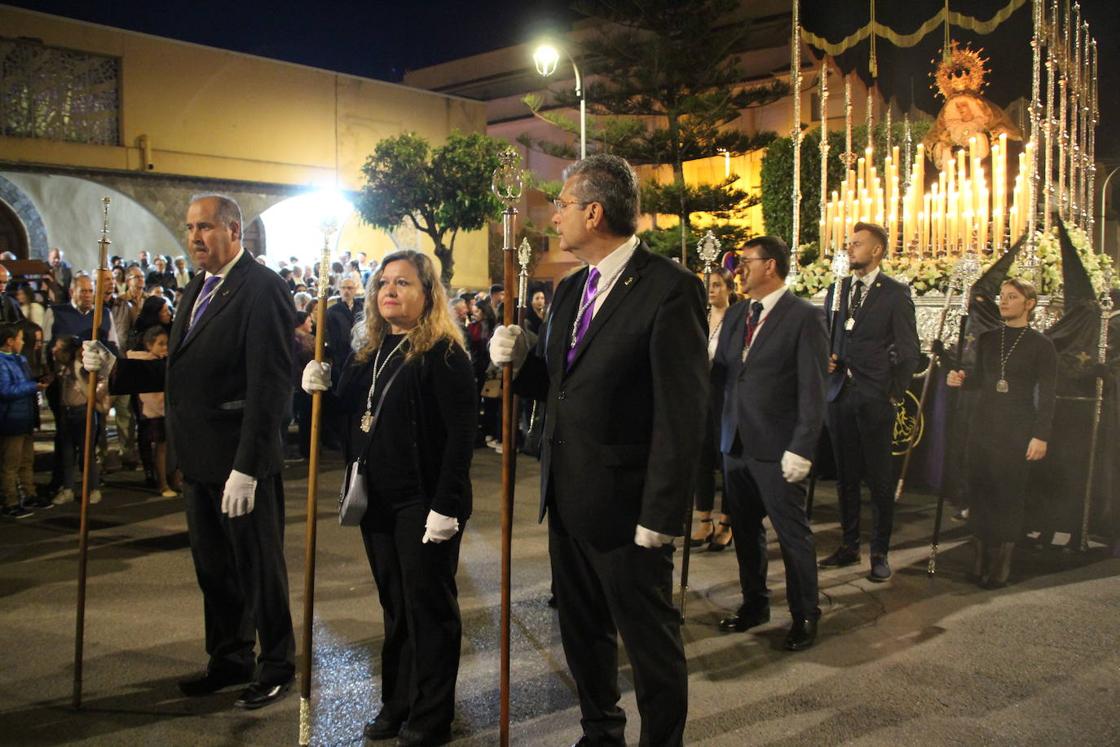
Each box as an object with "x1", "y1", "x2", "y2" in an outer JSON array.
[
  {"x1": 824, "y1": 272, "x2": 920, "y2": 402},
  {"x1": 713, "y1": 292, "x2": 829, "y2": 462},
  {"x1": 513, "y1": 244, "x2": 708, "y2": 549},
  {"x1": 325, "y1": 298, "x2": 363, "y2": 373},
  {"x1": 164, "y1": 252, "x2": 294, "y2": 483}
]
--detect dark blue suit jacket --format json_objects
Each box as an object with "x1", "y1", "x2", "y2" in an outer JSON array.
[
  {"x1": 712, "y1": 291, "x2": 829, "y2": 462},
  {"x1": 824, "y1": 272, "x2": 920, "y2": 402}
]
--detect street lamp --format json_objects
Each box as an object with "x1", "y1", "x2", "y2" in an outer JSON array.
[{"x1": 533, "y1": 41, "x2": 586, "y2": 160}]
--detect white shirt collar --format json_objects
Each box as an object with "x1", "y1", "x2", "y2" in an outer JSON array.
[
  {"x1": 589, "y1": 235, "x2": 639, "y2": 279},
  {"x1": 206, "y1": 248, "x2": 244, "y2": 280},
  {"x1": 753, "y1": 284, "x2": 788, "y2": 317},
  {"x1": 855, "y1": 266, "x2": 880, "y2": 288}
]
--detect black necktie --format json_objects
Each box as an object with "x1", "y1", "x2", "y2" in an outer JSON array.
[
  {"x1": 744, "y1": 301, "x2": 764, "y2": 348},
  {"x1": 849, "y1": 279, "x2": 864, "y2": 319}
]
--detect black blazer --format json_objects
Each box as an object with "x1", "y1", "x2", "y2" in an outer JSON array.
[
  {"x1": 514, "y1": 244, "x2": 708, "y2": 549},
  {"x1": 713, "y1": 292, "x2": 829, "y2": 462},
  {"x1": 824, "y1": 272, "x2": 920, "y2": 402},
  {"x1": 164, "y1": 252, "x2": 294, "y2": 483},
  {"x1": 335, "y1": 339, "x2": 477, "y2": 520}
]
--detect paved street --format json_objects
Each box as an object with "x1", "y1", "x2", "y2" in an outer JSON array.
[{"x1": 1, "y1": 449, "x2": 1117, "y2": 745}]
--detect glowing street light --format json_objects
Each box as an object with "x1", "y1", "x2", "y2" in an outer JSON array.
[{"x1": 532, "y1": 41, "x2": 585, "y2": 160}]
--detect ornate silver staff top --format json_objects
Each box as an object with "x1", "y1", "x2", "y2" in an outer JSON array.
[
  {"x1": 491, "y1": 149, "x2": 524, "y2": 207},
  {"x1": 697, "y1": 230, "x2": 721, "y2": 274},
  {"x1": 318, "y1": 216, "x2": 338, "y2": 301},
  {"x1": 517, "y1": 237, "x2": 532, "y2": 310}
]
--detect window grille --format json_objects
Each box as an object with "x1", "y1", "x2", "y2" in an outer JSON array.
[{"x1": 1, "y1": 37, "x2": 121, "y2": 146}]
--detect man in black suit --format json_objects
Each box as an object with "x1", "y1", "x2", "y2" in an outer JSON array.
[
  {"x1": 325, "y1": 275, "x2": 363, "y2": 375},
  {"x1": 820, "y1": 222, "x2": 920, "y2": 582},
  {"x1": 490, "y1": 154, "x2": 706, "y2": 747},
  {"x1": 46, "y1": 247, "x2": 73, "y2": 304},
  {"x1": 85, "y1": 194, "x2": 296, "y2": 709},
  {"x1": 712, "y1": 236, "x2": 828, "y2": 650}
]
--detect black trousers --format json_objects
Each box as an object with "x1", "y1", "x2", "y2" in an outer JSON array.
[
  {"x1": 827, "y1": 384, "x2": 896, "y2": 555},
  {"x1": 361, "y1": 502, "x2": 463, "y2": 735},
  {"x1": 182, "y1": 475, "x2": 295, "y2": 686},
  {"x1": 723, "y1": 451, "x2": 820, "y2": 620},
  {"x1": 548, "y1": 510, "x2": 687, "y2": 747},
  {"x1": 693, "y1": 407, "x2": 725, "y2": 514}
]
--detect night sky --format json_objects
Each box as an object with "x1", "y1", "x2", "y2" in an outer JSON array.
[{"x1": 7, "y1": 0, "x2": 1120, "y2": 157}]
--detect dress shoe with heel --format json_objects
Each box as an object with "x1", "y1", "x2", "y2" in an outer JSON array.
[
  {"x1": 818, "y1": 545, "x2": 860, "y2": 568},
  {"x1": 363, "y1": 711, "x2": 406, "y2": 741},
  {"x1": 177, "y1": 667, "x2": 254, "y2": 697},
  {"x1": 234, "y1": 677, "x2": 293, "y2": 709},
  {"x1": 690, "y1": 515, "x2": 714, "y2": 548},
  {"x1": 784, "y1": 617, "x2": 818, "y2": 651},
  {"x1": 708, "y1": 520, "x2": 733, "y2": 552},
  {"x1": 718, "y1": 606, "x2": 770, "y2": 632},
  {"x1": 396, "y1": 725, "x2": 452, "y2": 746}
]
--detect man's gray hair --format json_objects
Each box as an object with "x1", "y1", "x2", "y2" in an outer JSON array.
[
  {"x1": 190, "y1": 193, "x2": 243, "y2": 228},
  {"x1": 562, "y1": 154, "x2": 640, "y2": 237}
]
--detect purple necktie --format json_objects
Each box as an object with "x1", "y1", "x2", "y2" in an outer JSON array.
[
  {"x1": 566, "y1": 267, "x2": 601, "y2": 369},
  {"x1": 187, "y1": 275, "x2": 222, "y2": 337}
]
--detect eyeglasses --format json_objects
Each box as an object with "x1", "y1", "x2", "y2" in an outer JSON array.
[{"x1": 552, "y1": 198, "x2": 588, "y2": 211}]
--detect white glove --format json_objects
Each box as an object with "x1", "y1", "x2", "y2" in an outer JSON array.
[
  {"x1": 422, "y1": 510, "x2": 460, "y2": 544},
  {"x1": 221, "y1": 469, "x2": 257, "y2": 518},
  {"x1": 634, "y1": 524, "x2": 675, "y2": 548},
  {"x1": 488, "y1": 324, "x2": 528, "y2": 370},
  {"x1": 81, "y1": 340, "x2": 116, "y2": 375},
  {"x1": 301, "y1": 360, "x2": 331, "y2": 393},
  {"x1": 781, "y1": 450, "x2": 812, "y2": 483}
]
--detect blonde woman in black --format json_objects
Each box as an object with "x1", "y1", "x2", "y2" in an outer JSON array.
[{"x1": 947, "y1": 278, "x2": 1056, "y2": 588}]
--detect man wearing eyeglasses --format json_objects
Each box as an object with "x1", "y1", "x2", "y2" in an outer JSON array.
[
  {"x1": 820, "y1": 222, "x2": 920, "y2": 582},
  {"x1": 711, "y1": 235, "x2": 828, "y2": 651},
  {"x1": 490, "y1": 154, "x2": 706, "y2": 747}
]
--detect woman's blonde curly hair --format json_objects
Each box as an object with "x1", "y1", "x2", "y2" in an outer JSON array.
[{"x1": 352, "y1": 250, "x2": 465, "y2": 363}]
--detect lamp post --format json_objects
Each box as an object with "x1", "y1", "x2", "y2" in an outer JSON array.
[{"x1": 533, "y1": 42, "x2": 586, "y2": 160}]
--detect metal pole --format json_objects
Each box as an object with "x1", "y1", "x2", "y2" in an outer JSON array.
[
  {"x1": 1099, "y1": 167, "x2": 1120, "y2": 258},
  {"x1": 1078, "y1": 279, "x2": 1113, "y2": 551},
  {"x1": 73, "y1": 196, "x2": 111, "y2": 709},
  {"x1": 298, "y1": 218, "x2": 336, "y2": 745},
  {"x1": 491, "y1": 151, "x2": 523, "y2": 747}
]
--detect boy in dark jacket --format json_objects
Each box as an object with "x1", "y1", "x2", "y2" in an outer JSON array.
[{"x1": 0, "y1": 322, "x2": 46, "y2": 518}]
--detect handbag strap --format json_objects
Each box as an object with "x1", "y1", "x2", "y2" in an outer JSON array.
[{"x1": 354, "y1": 361, "x2": 406, "y2": 458}]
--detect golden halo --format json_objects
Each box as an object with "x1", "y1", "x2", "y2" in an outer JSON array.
[{"x1": 933, "y1": 41, "x2": 989, "y2": 100}]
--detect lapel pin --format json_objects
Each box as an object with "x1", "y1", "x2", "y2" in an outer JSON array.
[{"x1": 623, "y1": 276, "x2": 634, "y2": 287}]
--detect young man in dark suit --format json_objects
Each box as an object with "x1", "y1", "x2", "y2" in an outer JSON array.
[
  {"x1": 820, "y1": 222, "x2": 920, "y2": 582},
  {"x1": 712, "y1": 236, "x2": 828, "y2": 651},
  {"x1": 490, "y1": 154, "x2": 707, "y2": 747},
  {"x1": 85, "y1": 194, "x2": 296, "y2": 709}
]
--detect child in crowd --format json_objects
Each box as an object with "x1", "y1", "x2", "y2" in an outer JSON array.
[
  {"x1": 51, "y1": 336, "x2": 109, "y2": 506},
  {"x1": 0, "y1": 323, "x2": 48, "y2": 518},
  {"x1": 126, "y1": 326, "x2": 177, "y2": 496}
]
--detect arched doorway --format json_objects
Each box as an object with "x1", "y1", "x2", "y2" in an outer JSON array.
[
  {"x1": 243, "y1": 216, "x2": 267, "y2": 258},
  {"x1": 0, "y1": 198, "x2": 30, "y2": 259}
]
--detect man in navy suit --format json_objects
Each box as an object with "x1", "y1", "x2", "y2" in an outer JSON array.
[
  {"x1": 820, "y1": 222, "x2": 920, "y2": 582},
  {"x1": 712, "y1": 236, "x2": 828, "y2": 651},
  {"x1": 490, "y1": 154, "x2": 707, "y2": 747}
]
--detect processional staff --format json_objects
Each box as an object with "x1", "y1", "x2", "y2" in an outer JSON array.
[
  {"x1": 298, "y1": 216, "x2": 337, "y2": 746},
  {"x1": 806, "y1": 248, "x2": 850, "y2": 522},
  {"x1": 678, "y1": 230, "x2": 722, "y2": 620},
  {"x1": 925, "y1": 249, "x2": 983, "y2": 576},
  {"x1": 491, "y1": 150, "x2": 524, "y2": 747},
  {"x1": 73, "y1": 197, "x2": 111, "y2": 709},
  {"x1": 1079, "y1": 270, "x2": 1113, "y2": 552}
]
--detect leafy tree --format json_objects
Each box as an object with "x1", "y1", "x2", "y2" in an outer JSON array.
[
  {"x1": 357, "y1": 131, "x2": 510, "y2": 285},
  {"x1": 520, "y1": 0, "x2": 787, "y2": 263}
]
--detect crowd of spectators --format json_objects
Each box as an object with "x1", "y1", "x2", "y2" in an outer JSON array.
[{"x1": 0, "y1": 247, "x2": 550, "y2": 518}]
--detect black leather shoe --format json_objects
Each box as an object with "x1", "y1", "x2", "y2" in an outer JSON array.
[
  {"x1": 177, "y1": 668, "x2": 254, "y2": 697},
  {"x1": 818, "y1": 545, "x2": 861, "y2": 568},
  {"x1": 364, "y1": 712, "x2": 405, "y2": 741},
  {"x1": 718, "y1": 606, "x2": 770, "y2": 632},
  {"x1": 396, "y1": 726, "x2": 451, "y2": 746},
  {"x1": 867, "y1": 554, "x2": 892, "y2": 582},
  {"x1": 234, "y1": 678, "x2": 293, "y2": 710},
  {"x1": 784, "y1": 617, "x2": 818, "y2": 651}
]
